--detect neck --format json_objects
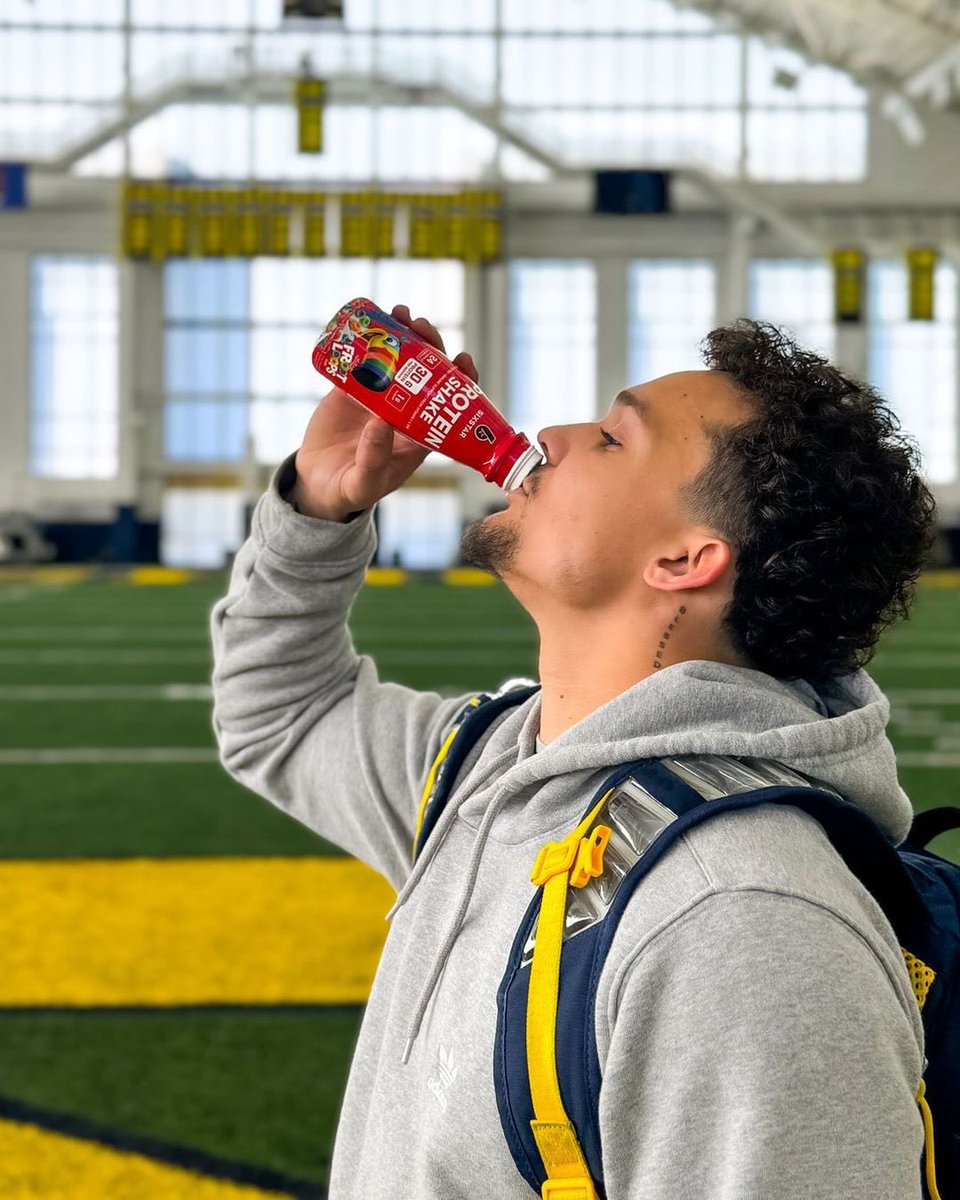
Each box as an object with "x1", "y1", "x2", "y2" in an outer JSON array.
[{"x1": 534, "y1": 597, "x2": 744, "y2": 743}]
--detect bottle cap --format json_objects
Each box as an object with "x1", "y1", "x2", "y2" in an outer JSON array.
[{"x1": 500, "y1": 444, "x2": 546, "y2": 494}]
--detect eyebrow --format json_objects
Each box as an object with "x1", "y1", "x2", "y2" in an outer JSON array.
[{"x1": 614, "y1": 390, "x2": 648, "y2": 421}]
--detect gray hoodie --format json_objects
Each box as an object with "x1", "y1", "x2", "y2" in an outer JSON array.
[{"x1": 211, "y1": 457, "x2": 925, "y2": 1199}]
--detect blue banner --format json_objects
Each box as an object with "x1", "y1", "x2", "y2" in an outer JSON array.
[{"x1": 0, "y1": 163, "x2": 27, "y2": 209}]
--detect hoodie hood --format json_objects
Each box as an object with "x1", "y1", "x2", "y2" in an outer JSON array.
[{"x1": 453, "y1": 658, "x2": 912, "y2": 844}]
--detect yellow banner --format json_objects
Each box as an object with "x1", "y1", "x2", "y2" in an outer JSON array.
[
  {"x1": 831, "y1": 248, "x2": 864, "y2": 324},
  {"x1": 295, "y1": 77, "x2": 326, "y2": 154},
  {"x1": 303, "y1": 191, "x2": 327, "y2": 256},
  {"x1": 263, "y1": 189, "x2": 292, "y2": 256},
  {"x1": 907, "y1": 247, "x2": 937, "y2": 321},
  {"x1": 120, "y1": 183, "x2": 501, "y2": 263},
  {"x1": 340, "y1": 189, "x2": 394, "y2": 257}
]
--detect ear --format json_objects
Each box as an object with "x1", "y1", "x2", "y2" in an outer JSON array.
[{"x1": 643, "y1": 537, "x2": 734, "y2": 592}]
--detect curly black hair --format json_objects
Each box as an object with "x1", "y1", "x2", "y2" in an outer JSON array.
[{"x1": 676, "y1": 320, "x2": 938, "y2": 682}]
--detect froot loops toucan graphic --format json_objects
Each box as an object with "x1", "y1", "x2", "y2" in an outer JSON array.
[{"x1": 351, "y1": 329, "x2": 403, "y2": 392}]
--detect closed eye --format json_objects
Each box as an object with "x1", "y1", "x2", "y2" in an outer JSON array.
[{"x1": 599, "y1": 428, "x2": 621, "y2": 447}]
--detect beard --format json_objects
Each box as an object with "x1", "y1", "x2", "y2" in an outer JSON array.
[{"x1": 460, "y1": 514, "x2": 520, "y2": 579}]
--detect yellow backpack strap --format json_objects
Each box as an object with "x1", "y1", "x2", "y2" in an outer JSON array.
[
  {"x1": 526, "y1": 790, "x2": 615, "y2": 1200},
  {"x1": 412, "y1": 685, "x2": 540, "y2": 863},
  {"x1": 916, "y1": 1079, "x2": 942, "y2": 1200},
  {"x1": 412, "y1": 697, "x2": 483, "y2": 861}
]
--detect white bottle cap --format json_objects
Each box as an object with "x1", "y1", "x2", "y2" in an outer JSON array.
[{"x1": 501, "y1": 444, "x2": 546, "y2": 494}]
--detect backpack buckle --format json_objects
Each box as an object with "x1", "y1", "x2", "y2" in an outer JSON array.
[
  {"x1": 530, "y1": 838, "x2": 579, "y2": 886},
  {"x1": 531, "y1": 826, "x2": 612, "y2": 890},
  {"x1": 570, "y1": 826, "x2": 611, "y2": 889}
]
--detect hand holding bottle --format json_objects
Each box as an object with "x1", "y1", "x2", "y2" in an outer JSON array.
[
  {"x1": 311, "y1": 298, "x2": 543, "y2": 497},
  {"x1": 292, "y1": 305, "x2": 479, "y2": 522}
]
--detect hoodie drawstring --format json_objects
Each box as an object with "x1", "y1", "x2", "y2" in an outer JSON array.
[{"x1": 386, "y1": 744, "x2": 521, "y2": 924}]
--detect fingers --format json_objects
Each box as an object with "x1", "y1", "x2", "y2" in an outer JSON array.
[
  {"x1": 453, "y1": 351, "x2": 479, "y2": 384},
  {"x1": 391, "y1": 303, "x2": 446, "y2": 353},
  {"x1": 391, "y1": 304, "x2": 480, "y2": 383}
]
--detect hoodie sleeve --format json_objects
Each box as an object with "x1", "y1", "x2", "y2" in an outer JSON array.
[
  {"x1": 210, "y1": 454, "x2": 473, "y2": 891},
  {"x1": 599, "y1": 889, "x2": 924, "y2": 1199}
]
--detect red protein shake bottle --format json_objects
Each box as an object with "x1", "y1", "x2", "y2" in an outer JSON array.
[{"x1": 312, "y1": 298, "x2": 544, "y2": 493}]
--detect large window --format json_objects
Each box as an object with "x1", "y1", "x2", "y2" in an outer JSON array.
[
  {"x1": 165, "y1": 260, "x2": 249, "y2": 463},
  {"x1": 749, "y1": 260, "x2": 835, "y2": 359},
  {"x1": 30, "y1": 257, "x2": 119, "y2": 480},
  {"x1": 508, "y1": 261, "x2": 596, "y2": 439},
  {"x1": 869, "y1": 261, "x2": 957, "y2": 484},
  {"x1": 249, "y1": 258, "x2": 464, "y2": 465},
  {"x1": 164, "y1": 259, "x2": 465, "y2": 466},
  {"x1": 628, "y1": 261, "x2": 715, "y2": 384}
]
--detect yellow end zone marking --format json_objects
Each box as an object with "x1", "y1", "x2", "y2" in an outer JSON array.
[
  {"x1": 127, "y1": 567, "x2": 195, "y2": 586},
  {"x1": 0, "y1": 1119, "x2": 289, "y2": 1198},
  {"x1": 442, "y1": 568, "x2": 497, "y2": 587},
  {"x1": 919, "y1": 570, "x2": 960, "y2": 589},
  {"x1": 365, "y1": 567, "x2": 408, "y2": 586},
  {"x1": 0, "y1": 858, "x2": 394, "y2": 1006}
]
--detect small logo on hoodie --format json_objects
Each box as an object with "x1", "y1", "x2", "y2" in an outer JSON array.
[{"x1": 427, "y1": 1044, "x2": 459, "y2": 1111}]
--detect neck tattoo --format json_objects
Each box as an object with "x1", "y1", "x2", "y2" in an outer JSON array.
[{"x1": 653, "y1": 605, "x2": 687, "y2": 672}]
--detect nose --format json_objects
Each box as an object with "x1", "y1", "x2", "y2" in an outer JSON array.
[{"x1": 536, "y1": 422, "x2": 584, "y2": 466}]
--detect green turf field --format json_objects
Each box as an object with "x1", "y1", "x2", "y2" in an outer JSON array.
[{"x1": 0, "y1": 572, "x2": 957, "y2": 1194}]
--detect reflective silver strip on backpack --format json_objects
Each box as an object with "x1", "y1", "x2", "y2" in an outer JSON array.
[{"x1": 520, "y1": 755, "x2": 841, "y2": 968}]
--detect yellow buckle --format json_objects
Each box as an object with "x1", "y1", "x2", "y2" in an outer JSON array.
[
  {"x1": 531, "y1": 826, "x2": 612, "y2": 889},
  {"x1": 570, "y1": 826, "x2": 611, "y2": 889},
  {"x1": 530, "y1": 838, "x2": 578, "y2": 886},
  {"x1": 541, "y1": 1179, "x2": 598, "y2": 1200}
]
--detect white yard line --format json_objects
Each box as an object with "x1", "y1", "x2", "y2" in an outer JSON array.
[
  {"x1": 0, "y1": 587, "x2": 67, "y2": 604},
  {"x1": 872, "y1": 653, "x2": 960, "y2": 667},
  {"x1": 889, "y1": 719, "x2": 960, "y2": 737},
  {"x1": 887, "y1": 690, "x2": 960, "y2": 705},
  {"x1": 0, "y1": 626, "x2": 209, "y2": 642},
  {"x1": 0, "y1": 649, "x2": 210, "y2": 664},
  {"x1": 0, "y1": 685, "x2": 212, "y2": 702},
  {"x1": 0, "y1": 624, "x2": 533, "y2": 644},
  {"x1": 0, "y1": 647, "x2": 525, "y2": 664},
  {"x1": 896, "y1": 752, "x2": 960, "y2": 768},
  {"x1": 883, "y1": 633, "x2": 960, "y2": 645},
  {"x1": 0, "y1": 747, "x2": 219, "y2": 764}
]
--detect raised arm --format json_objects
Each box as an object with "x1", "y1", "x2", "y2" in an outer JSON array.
[{"x1": 210, "y1": 308, "x2": 480, "y2": 890}]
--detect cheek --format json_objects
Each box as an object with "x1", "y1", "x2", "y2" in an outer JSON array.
[{"x1": 528, "y1": 493, "x2": 620, "y2": 567}]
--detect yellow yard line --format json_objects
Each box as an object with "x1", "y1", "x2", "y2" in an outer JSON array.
[
  {"x1": 0, "y1": 858, "x2": 394, "y2": 1006},
  {"x1": 126, "y1": 567, "x2": 196, "y2": 586},
  {"x1": 919, "y1": 570, "x2": 960, "y2": 589},
  {"x1": 442, "y1": 568, "x2": 498, "y2": 587},
  {"x1": 0, "y1": 1120, "x2": 290, "y2": 1199},
  {"x1": 364, "y1": 567, "x2": 408, "y2": 586}
]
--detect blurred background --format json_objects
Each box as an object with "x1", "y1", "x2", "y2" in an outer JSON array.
[{"x1": 2, "y1": 0, "x2": 960, "y2": 1195}]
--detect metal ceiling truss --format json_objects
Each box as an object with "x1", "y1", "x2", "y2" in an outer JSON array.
[{"x1": 678, "y1": 0, "x2": 960, "y2": 131}]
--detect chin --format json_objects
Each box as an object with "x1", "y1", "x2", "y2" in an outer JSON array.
[{"x1": 460, "y1": 516, "x2": 520, "y2": 579}]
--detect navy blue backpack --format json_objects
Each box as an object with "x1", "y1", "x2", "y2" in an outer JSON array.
[{"x1": 414, "y1": 688, "x2": 960, "y2": 1200}]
